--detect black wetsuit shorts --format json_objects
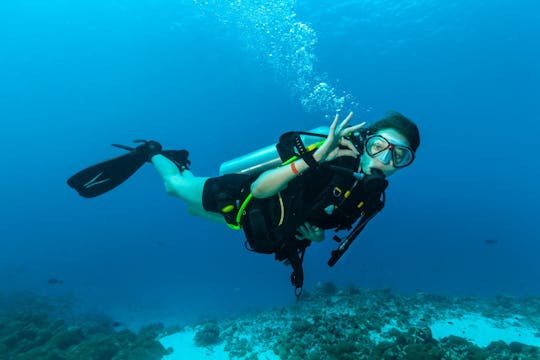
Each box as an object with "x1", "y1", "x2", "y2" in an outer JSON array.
[{"x1": 202, "y1": 174, "x2": 253, "y2": 214}]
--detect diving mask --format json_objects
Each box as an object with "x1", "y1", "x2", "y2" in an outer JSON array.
[{"x1": 365, "y1": 135, "x2": 414, "y2": 168}]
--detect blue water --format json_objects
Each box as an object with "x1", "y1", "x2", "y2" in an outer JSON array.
[{"x1": 1, "y1": 0, "x2": 539, "y2": 326}]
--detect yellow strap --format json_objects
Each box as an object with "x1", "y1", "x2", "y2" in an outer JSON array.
[
  {"x1": 221, "y1": 204, "x2": 235, "y2": 213},
  {"x1": 277, "y1": 192, "x2": 284, "y2": 226}
]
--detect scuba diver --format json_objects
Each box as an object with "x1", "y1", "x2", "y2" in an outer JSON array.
[{"x1": 68, "y1": 112, "x2": 420, "y2": 297}]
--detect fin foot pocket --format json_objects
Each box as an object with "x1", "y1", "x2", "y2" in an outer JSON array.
[{"x1": 162, "y1": 150, "x2": 191, "y2": 171}]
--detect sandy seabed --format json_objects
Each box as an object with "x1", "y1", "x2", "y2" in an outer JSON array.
[{"x1": 160, "y1": 286, "x2": 540, "y2": 360}]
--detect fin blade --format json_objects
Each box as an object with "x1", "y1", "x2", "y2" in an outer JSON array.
[{"x1": 67, "y1": 150, "x2": 147, "y2": 198}]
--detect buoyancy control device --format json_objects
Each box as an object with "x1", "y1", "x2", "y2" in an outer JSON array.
[{"x1": 218, "y1": 126, "x2": 387, "y2": 297}]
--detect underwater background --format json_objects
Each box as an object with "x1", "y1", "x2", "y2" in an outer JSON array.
[{"x1": 1, "y1": 0, "x2": 539, "y2": 331}]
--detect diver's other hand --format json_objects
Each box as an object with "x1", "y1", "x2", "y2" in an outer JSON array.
[
  {"x1": 314, "y1": 112, "x2": 365, "y2": 163},
  {"x1": 134, "y1": 140, "x2": 163, "y2": 162},
  {"x1": 295, "y1": 222, "x2": 324, "y2": 242}
]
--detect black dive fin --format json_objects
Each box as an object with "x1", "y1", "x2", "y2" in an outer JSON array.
[{"x1": 67, "y1": 146, "x2": 147, "y2": 198}]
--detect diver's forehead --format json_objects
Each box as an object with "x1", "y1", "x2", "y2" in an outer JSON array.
[{"x1": 375, "y1": 128, "x2": 410, "y2": 147}]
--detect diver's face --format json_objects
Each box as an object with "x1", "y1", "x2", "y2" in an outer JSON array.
[{"x1": 360, "y1": 128, "x2": 412, "y2": 177}]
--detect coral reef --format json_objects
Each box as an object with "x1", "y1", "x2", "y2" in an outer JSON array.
[
  {"x1": 189, "y1": 284, "x2": 540, "y2": 360},
  {"x1": 194, "y1": 321, "x2": 221, "y2": 347},
  {"x1": 0, "y1": 292, "x2": 172, "y2": 360},
  {"x1": 4, "y1": 285, "x2": 540, "y2": 360}
]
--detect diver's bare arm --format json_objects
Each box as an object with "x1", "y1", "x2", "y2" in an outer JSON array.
[
  {"x1": 251, "y1": 112, "x2": 363, "y2": 199},
  {"x1": 250, "y1": 157, "x2": 311, "y2": 198}
]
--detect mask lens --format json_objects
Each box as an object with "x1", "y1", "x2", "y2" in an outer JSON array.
[
  {"x1": 365, "y1": 135, "x2": 415, "y2": 168},
  {"x1": 366, "y1": 136, "x2": 390, "y2": 156},
  {"x1": 392, "y1": 146, "x2": 414, "y2": 168}
]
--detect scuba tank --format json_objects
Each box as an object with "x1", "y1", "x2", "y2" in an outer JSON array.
[{"x1": 219, "y1": 126, "x2": 330, "y2": 175}]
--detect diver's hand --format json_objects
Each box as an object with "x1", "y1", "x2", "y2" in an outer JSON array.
[
  {"x1": 295, "y1": 222, "x2": 324, "y2": 242},
  {"x1": 313, "y1": 112, "x2": 365, "y2": 163}
]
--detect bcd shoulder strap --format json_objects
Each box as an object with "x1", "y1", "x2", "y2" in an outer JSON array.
[{"x1": 276, "y1": 131, "x2": 325, "y2": 169}]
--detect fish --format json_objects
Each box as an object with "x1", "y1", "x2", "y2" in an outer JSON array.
[{"x1": 47, "y1": 278, "x2": 64, "y2": 285}]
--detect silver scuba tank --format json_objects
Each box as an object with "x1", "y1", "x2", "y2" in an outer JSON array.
[{"x1": 219, "y1": 126, "x2": 330, "y2": 175}]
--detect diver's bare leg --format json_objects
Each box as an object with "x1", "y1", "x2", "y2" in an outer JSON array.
[{"x1": 151, "y1": 154, "x2": 226, "y2": 224}]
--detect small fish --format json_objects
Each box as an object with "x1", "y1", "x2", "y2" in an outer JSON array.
[
  {"x1": 113, "y1": 322, "x2": 122, "y2": 327},
  {"x1": 484, "y1": 239, "x2": 498, "y2": 246},
  {"x1": 47, "y1": 278, "x2": 64, "y2": 285}
]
